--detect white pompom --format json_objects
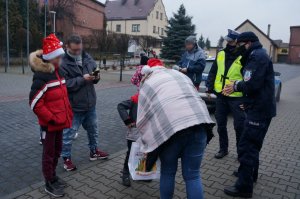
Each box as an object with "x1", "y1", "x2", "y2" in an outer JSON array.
[
  {"x1": 59, "y1": 41, "x2": 63, "y2": 46},
  {"x1": 141, "y1": 65, "x2": 152, "y2": 75}
]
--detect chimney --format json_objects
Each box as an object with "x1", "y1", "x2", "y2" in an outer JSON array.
[{"x1": 267, "y1": 24, "x2": 271, "y2": 37}]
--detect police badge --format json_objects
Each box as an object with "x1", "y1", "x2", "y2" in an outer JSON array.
[{"x1": 244, "y1": 70, "x2": 252, "y2": 82}]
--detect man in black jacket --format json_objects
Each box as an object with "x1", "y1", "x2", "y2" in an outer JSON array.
[
  {"x1": 207, "y1": 29, "x2": 245, "y2": 159},
  {"x1": 223, "y1": 32, "x2": 276, "y2": 198},
  {"x1": 60, "y1": 34, "x2": 109, "y2": 171}
]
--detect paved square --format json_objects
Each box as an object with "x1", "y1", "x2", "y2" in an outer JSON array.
[{"x1": 0, "y1": 64, "x2": 300, "y2": 199}]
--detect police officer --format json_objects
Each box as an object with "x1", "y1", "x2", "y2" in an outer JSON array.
[
  {"x1": 178, "y1": 36, "x2": 206, "y2": 90},
  {"x1": 207, "y1": 29, "x2": 245, "y2": 159},
  {"x1": 223, "y1": 32, "x2": 276, "y2": 198}
]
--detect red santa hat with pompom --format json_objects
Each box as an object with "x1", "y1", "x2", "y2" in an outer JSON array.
[
  {"x1": 141, "y1": 58, "x2": 165, "y2": 75},
  {"x1": 42, "y1": 34, "x2": 65, "y2": 61}
]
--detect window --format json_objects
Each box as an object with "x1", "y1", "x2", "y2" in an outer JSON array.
[
  {"x1": 160, "y1": 13, "x2": 163, "y2": 20},
  {"x1": 157, "y1": 27, "x2": 160, "y2": 35},
  {"x1": 116, "y1": 24, "x2": 121, "y2": 32},
  {"x1": 161, "y1": 28, "x2": 164, "y2": 36},
  {"x1": 153, "y1": 26, "x2": 156, "y2": 33},
  {"x1": 156, "y1": 11, "x2": 159, "y2": 19},
  {"x1": 132, "y1": 24, "x2": 140, "y2": 32}
]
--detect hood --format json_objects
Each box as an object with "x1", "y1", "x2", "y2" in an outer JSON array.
[{"x1": 29, "y1": 50, "x2": 55, "y2": 73}]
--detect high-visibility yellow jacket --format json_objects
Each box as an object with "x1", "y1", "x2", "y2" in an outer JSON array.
[{"x1": 214, "y1": 50, "x2": 243, "y2": 97}]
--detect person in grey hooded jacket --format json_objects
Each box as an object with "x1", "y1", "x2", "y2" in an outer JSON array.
[{"x1": 178, "y1": 36, "x2": 206, "y2": 90}]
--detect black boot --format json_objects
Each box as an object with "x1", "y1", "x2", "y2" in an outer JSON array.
[
  {"x1": 45, "y1": 180, "x2": 64, "y2": 197},
  {"x1": 121, "y1": 168, "x2": 131, "y2": 187},
  {"x1": 224, "y1": 186, "x2": 252, "y2": 198},
  {"x1": 214, "y1": 151, "x2": 229, "y2": 159},
  {"x1": 53, "y1": 176, "x2": 67, "y2": 188}
]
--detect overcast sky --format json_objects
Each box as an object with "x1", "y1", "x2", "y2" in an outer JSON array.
[{"x1": 100, "y1": 0, "x2": 300, "y2": 46}]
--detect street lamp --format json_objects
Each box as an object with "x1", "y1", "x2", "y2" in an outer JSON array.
[{"x1": 49, "y1": 11, "x2": 56, "y2": 34}]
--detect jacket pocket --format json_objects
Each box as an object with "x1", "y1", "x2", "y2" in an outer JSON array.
[{"x1": 50, "y1": 108, "x2": 67, "y2": 125}]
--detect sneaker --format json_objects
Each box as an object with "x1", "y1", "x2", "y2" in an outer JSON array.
[
  {"x1": 63, "y1": 158, "x2": 77, "y2": 171},
  {"x1": 53, "y1": 176, "x2": 67, "y2": 188},
  {"x1": 45, "y1": 180, "x2": 64, "y2": 197},
  {"x1": 90, "y1": 149, "x2": 109, "y2": 161},
  {"x1": 74, "y1": 132, "x2": 78, "y2": 140},
  {"x1": 39, "y1": 139, "x2": 43, "y2": 145}
]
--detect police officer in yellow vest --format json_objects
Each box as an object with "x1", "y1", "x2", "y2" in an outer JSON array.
[{"x1": 207, "y1": 29, "x2": 245, "y2": 159}]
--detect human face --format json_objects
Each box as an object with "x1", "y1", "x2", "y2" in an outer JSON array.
[
  {"x1": 227, "y1": 40, "x2": 237, "y2": 47},
  {"x1": 49, "y1": 56, "x2": 63, "y2": 67},
  {"x1": 67, "y1": 43, "x2": 83, "y2": 56},
  {"x1": 185, "y1": 43, "x2": 194, "y2": 51},
  {"x1": 237, "y1": 41, "x2": 251, "y2": 50}
]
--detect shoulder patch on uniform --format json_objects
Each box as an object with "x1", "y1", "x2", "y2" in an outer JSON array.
[{"x1": 244, "y1": 70, "x2": 252, "y2": 82}]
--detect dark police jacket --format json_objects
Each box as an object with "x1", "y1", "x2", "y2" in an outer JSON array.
[
  {"x1": 61, "y1": 51, "x2": 99, "y2": 113},
  {"x1": 235, "y1": 42, "x2": 276, "y2": 120}
]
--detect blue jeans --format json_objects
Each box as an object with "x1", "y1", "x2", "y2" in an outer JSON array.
[
  {"x1": 62, "y1": 107, "x2": 99, "y2": 158},
  {"x1": 159, "y1": 125, "x2": 207, "y2": 199}
]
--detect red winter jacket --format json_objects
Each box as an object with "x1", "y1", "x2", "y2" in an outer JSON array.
[{"x1": 29, "y1": 50, "x2": 73, "y2": 132}]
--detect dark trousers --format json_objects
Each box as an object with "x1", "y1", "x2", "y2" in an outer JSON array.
[
  {"x1": 235, "y1": 118, "x2": 272, "y2": 193},
  {"x1": 42, "y1": 130, "x2": 63, "y2": 181},
  {"x1": 215, "y1": 97, "x2": 245, "y2": 153},
  {"x1": 123, "y1": 140, "x2": 133, "y2": 172},
  {"x1": 123, "y1": 140, "x2": 160, "y2": 173}
]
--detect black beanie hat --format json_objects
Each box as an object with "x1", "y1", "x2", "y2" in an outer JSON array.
[{"x1": 237, "y1": 31, "x2": 259, "y2": 43}]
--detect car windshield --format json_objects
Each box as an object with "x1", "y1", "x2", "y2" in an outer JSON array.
[{"x1": 204, "y1": 61, "x2": 214, "y2": 74}]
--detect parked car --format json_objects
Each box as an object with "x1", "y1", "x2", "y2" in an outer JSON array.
[{"x1": 199, "y1": 58, "x2": 282, "y2": 111}]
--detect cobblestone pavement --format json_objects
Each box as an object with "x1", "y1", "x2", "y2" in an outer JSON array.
[{"x1": 1, "y1": 64, "x2": 300, "y2": 199}]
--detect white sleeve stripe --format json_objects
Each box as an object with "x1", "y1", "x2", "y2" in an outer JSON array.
[{"x1": 30, "y1": 80, "x2": 66, "y2": 110}]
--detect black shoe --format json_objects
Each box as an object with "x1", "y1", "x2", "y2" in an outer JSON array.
[
  {"x1": 45, "y1": 181, "x2": 64, "y2": 197},
  {"x1": 53, "y1": 176, "x2": 67, "y2": 188},
  {"x1": 232, "y1": 170, "x2": 257, "y2": 183},
  {"x1": 214, "y1": 151, "x2": 229, "y2": 159},
  {"x1": 121, "y1": 168, "x2": 131, "y2": 187},
  {"x1": 224, "y1": 186, "x2": 252, "y2": 198}
]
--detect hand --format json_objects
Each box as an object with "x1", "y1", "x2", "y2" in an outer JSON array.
[
  {"x1": 207, "y1": 93, "x2": 212, "y2": 100},
  {"x1": 240, "y1": 104, "x2": 245, "y2": 110},
  {"x1": 83, "y1": 74, "x2": 95, "y2": 81},
  {"x1": 222, "y1": 81, "x2": 235, "y2": 96},
  {"x1": 127, "y1": 123, "x2": 135, "y2": 129},
  {"x1": 180, "y1": 68, "x2": 187, "y2": 73}
]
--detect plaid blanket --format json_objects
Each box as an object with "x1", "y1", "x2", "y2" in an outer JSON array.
[{"x1": 136, "y1": 69, "x2": 215, "y2": 153}]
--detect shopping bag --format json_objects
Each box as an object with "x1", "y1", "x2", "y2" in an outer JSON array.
[{"x1": 128, "y1": 142, "x2": 161, "y2": 180}]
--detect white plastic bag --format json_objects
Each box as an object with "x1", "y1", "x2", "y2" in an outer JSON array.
[{"x1": 128, "y1": 142, "x2": 161, "y2": 180}]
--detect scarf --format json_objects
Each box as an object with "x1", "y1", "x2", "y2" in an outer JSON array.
[{"x1": 136, "y1": 69, "x2": 215, "y2": 153}]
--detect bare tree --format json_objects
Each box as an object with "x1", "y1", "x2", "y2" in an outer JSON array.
[
  {"x1": 51, "y1": 0, "x2": 75, "y2": 23},
  {"x1": 133, "y1": 35, "x2": 158, "y2": 52}
]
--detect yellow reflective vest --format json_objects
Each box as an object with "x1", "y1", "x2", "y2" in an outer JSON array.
[{"x1": 214, "y1": 50, "x2": 243, "y2": 97}]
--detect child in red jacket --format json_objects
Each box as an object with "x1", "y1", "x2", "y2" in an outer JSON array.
[{"x1": 29, "y1": 34, "x2": 73, "y2": 197}]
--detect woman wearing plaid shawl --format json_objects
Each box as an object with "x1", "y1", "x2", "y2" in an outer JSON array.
[{"x1": 137, "y1": 59, "x2": 215, "y2": 199}]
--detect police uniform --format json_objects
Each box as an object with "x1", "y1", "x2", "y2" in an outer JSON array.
[
  {"x1": 207, "y1": 29, "x2": 245, "y2": 159},
  {"x1": 224, "y1": 32, "x2": 276, "y2": 198}
]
